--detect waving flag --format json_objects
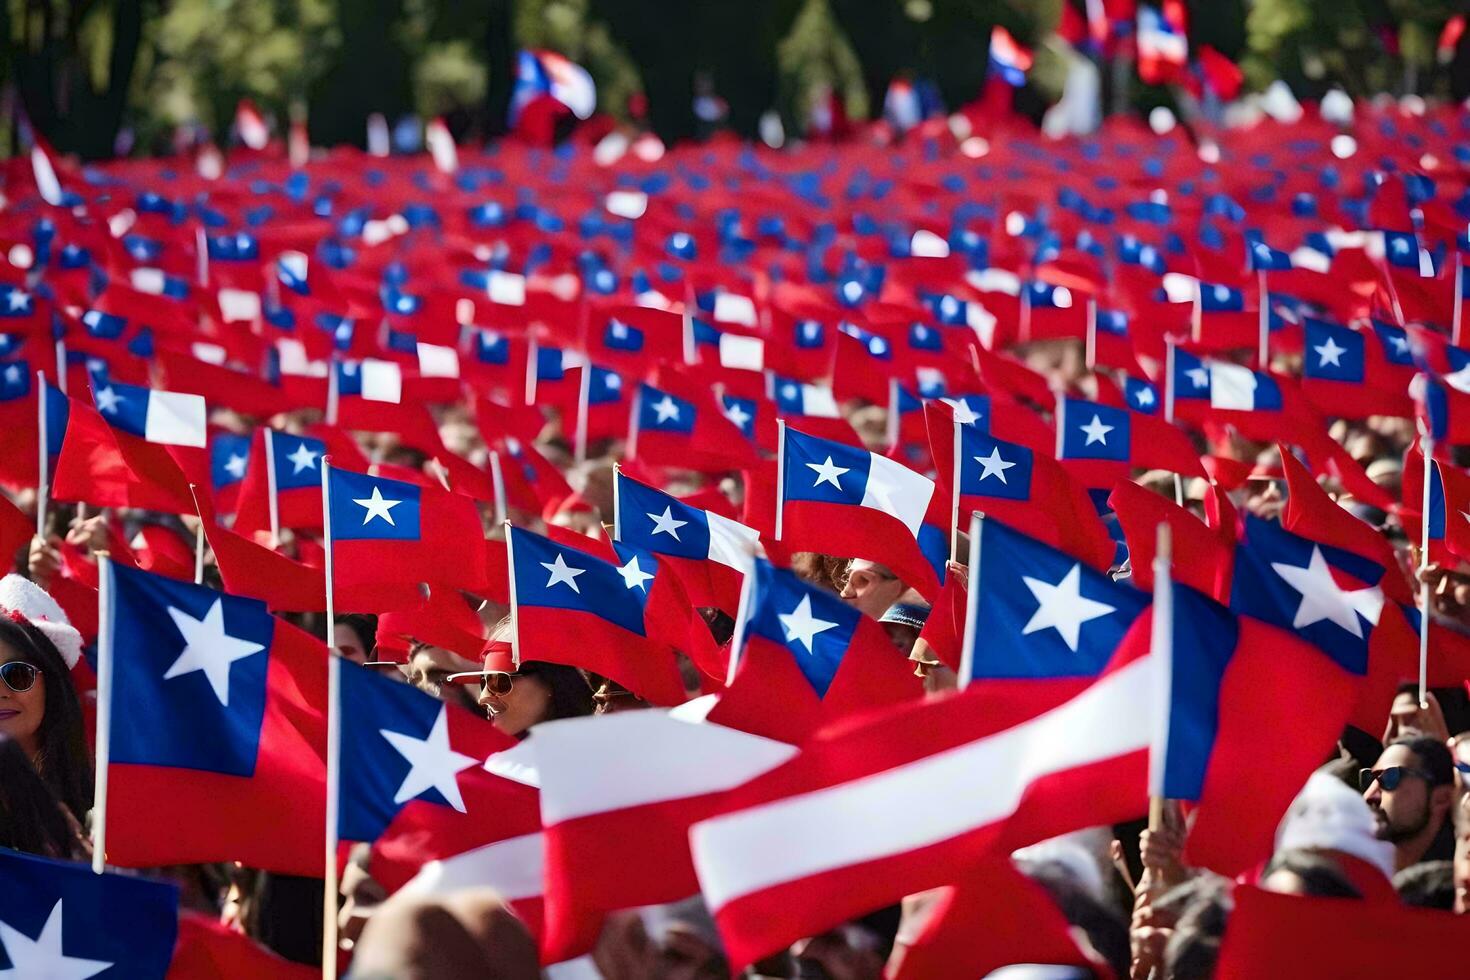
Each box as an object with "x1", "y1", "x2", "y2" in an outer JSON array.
[
  {"x1": 629, "y1": 380, "x2": 760, "y2": 472},
  {"x1": 326, "y1": 466, "x2": 490, "y2": 596},
  {"x1": 1056, "y1": 396, "x2": 1206, "y2": 485},
  {"x1": 1299, "y1": 318, "x2": 1413, "y2": 418},
  {"x1": 533, "y1": 705, "x2": 798, "y2": 962},
  {"x1": 1137, "y1": 1, "x2": 1189, "y2": 85},
  {"x1": 507, "y1": 525, "x2": 696, "y2": 704},
  {"x1": 987, "y1": 27, "x2": 1034, "y2": 87},
  {"x1": 52, "y1": 390, "x2": 201, "y2": 515},
  {"x1": 335, "y1": 658, "x2": 543, "y2": 901},
  {"x1": 778, "y1": 426, "x2": 946, "y2": 597},
  {"x1": 612, "y1": 469, "x2": 760, "y2": 615},
  {"x1": 0, "y1": 849, "x2": 178, "y2": 979},
  {"x1": 99, "y1": 562, "x2": 327, "y2": 875}
]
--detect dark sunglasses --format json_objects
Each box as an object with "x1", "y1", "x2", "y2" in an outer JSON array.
[
  {"x1": 0, "y1": 661, "x2": 39, "y2": 693},
  {"x1": 444, "y1": 669, "x2": 521, "y2": 697},
  {"x1": 1360, "y1": 766, "x2": 1436, "y2": 792}
]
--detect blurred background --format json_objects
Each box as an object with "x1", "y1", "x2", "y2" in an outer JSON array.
[{"x1": 2, "y1": 0, "x2": 1469, "y2": 159}]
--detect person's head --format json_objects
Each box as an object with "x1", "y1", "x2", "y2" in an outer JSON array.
[
  {"x1": 1452, "y1": 791, "x2": 1470, "y2": 913},
  {"x1": 1362, "y1": 735, "x2": 1455, "y2": 869},
  {"x1": 879, "y1": 600, "x2": 928, "y2": 655},
  {"x1": 404, "y1": 642, "x2": 482, "y2": 712},
  {"x1": 334, "y1": 613, "x2": 378, "y2": 664},
  {"x1": 465, "y1": 622, "x2": 594, "y2": 738},
  {"x1": 1393, "y1": 860, "x2": 1455, "y2": 910},
  {"x1": 1260, "y1": 849, "x2": 1362, "y2": 898},
  {"x1": 838, "y1": 560, "x2": 905, "y2": 618},
  {"x1": 0, "y1": 614, "x2": 90, "y2": 821},
  {"x1": 0, "y1": 733, "x2": 82, "y2": 859},
  {"x1": 1157, "y1": 876, "x2": 1233, "y2": 980}
]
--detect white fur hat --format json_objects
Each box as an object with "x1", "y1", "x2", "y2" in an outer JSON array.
[{"x1": 0, "y1": 574, "x2": 84, "y2": 669}]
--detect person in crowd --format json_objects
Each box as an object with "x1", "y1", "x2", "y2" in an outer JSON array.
[
  {"x1": 1452, "y1": 791, "x2": 1470, "y2": 913},
  {"x1": 0, "y1": 732, "x2": 88, "y2": 859},
  {"x1": 1258, "y1": 850, "x2": 1361, "y2": 898},
  {"x1": 0, "y1": 575, "x2": 91, "y2": 824},
  {"x1": 1362, "y1": 734, "x2": 1457, "y2": 871},
  {"x1": 1393, "y1": 860, "x2": 1455, "y2": 909},
  {"x1": 448, "y1": 619, "x2": 596, "y2": 738},
  {"x1": 349, "y1": 886, "x2": 539, "y2": 979},
  {"x1": 878, "y1": 599, "x2": 928, "y2": 655},
  {"x1": 334, "y1": 613, "x2": 379, "y2": 664},
  {"x1": 837, "y1": 559, "x2": 906, "y2": 618},
  {"x1": 1275, "y1": 769, "x2": 1396, "y2": 899},
  {"x1": 403, "y1": 640, "x2": 484, "y2": 713}
]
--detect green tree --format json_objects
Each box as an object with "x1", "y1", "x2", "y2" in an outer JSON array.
[{"x1": 775, "y1": 0, "x2": 868, "y2": 131}]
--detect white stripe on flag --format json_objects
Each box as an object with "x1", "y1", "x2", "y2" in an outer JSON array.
[
  {"x1": 691, "y1": 656, "x2": 1153, "y2": 910},
  {"x1": 360, "y1": 359, "x2": 403, "y2": 403},
  {"x1": 144, "y1": 390, "x2": 208, "y2": 448},
  {"x1": 861, "y1": 454, "x2": 935, "y2": 535},
  {"x1": 713, "y1": 293, "x2": 758, "y2": 326},
  {"x1": 532, "y1": 711, "x2": 797, "y2": 825},
  {"x1": 706, "y1": 512, "x2": 763, "y2": 571},
  {"x1": 800, "y1": 384, "x2": 840, "y2": 418},
  {"x1": 399, "y1": 832, "x2": 545, "y2": 901},
  {"x1": 416, "y1": 342, "x2": 461, "y2": 378},
  {"x1": 718, "y1": 334, "x2": 765, "y2": 371},
  {"x1": 488, "y1": 270, "x2": 527, "y2": 306},
  {"x1": 1207, "y1": 362, "x2": 1259, "y2": 411}
]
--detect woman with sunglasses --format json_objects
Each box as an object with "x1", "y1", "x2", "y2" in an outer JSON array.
[
  {"x1": 0, "y1": 603, "x2": 92, "y2": 826},
  {"x1": 451, "y1": 620, "x2": 595, "y2": 739}
]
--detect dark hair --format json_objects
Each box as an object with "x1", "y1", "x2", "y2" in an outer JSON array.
[
  {"x1": 0, "y1": 616, "x2": 91, "y2": 821},
  {"x1": 1023, "y1": 859, "x2": 1129, "y2": 980},
  {"x1": 517, "y1": 661, "x2": 595, "y2": 724},
  {"x1": 1158, "y1": 876, "x2": 1234, "y2": 980},
  {"x1": 334, "y1": 613, "x2": 378, "y2": 655},
  {"x1": 1393, "y1": 860, "x2": 1456, "y2": 910},
  {"x1": 1390, "y1": 734, "x2": 1454, "y2": 788},
  {"x1": 0, "y1": 733, "x2": 83, "y2": 859},
  {"x1": 1262, "y1": 849, "x2": 1362, "y2": 899}
]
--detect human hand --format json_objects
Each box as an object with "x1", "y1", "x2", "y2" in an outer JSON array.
[{"x1": 27, "y1": 535, "x2": 61, "y2": 588}]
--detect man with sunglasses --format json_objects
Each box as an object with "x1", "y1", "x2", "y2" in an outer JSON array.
[{"x1": 1361, "y1": 735, "x2": 1456, "y2": 872}]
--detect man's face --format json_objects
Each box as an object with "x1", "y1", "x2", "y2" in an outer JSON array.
[
  {"x1": 1453, "y1": 803, "x2": 1470, "y2": 914},
  {"x1": 404, "y1": 644, "x2": 481, "y2": 712},
  {"x1": 1364, "y1": 744, "x2": 1436, "y2": 844}
]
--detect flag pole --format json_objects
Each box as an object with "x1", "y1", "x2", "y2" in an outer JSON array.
[
  {"x1": 54, "y1": 337, "x2": 67, "y2": 394},
  {"x1": 725, "y1": 559, "x2": 754, "y2": 687},
  {"x1": 1147, "y1": 522, "x2": 1174, "y2": 822},
  {"x1": 92, "y1": 554, "x2": 114, "y2": 873},
  {"x1": 1084, "y1": 297, "x2": 1097, "y2": 371},
  {"x1": 320, "y1": 456, "x2": 341, "y2": 979},
  {"x1": 949, "y1": 414, "x2": 962, "y2": 563},
  {"x1": 611, "y1": 462, "x2": 622, "y2": 542},
  {"x1": 627, "y1": 383, "x2": 641, "y2": 461},
  {"x1": 36, "y1": 370, "x2": 48, "y2": 538},
  {"x1": 504, "y1": 522, "x2": 521, "y2": 668},
  {"x1": 264, "y1": 428, "x2": 280, "y2": 548},
  {"x1": 487, "y1": 450, "x2": 507, "y2": 527},
  {"x1": 1453, "y1": 262, "x2": 1464, "y2": 347},
  {"x1": 885, "y1": 379, "x2": 900, "y2": 453},
  {"x1": 187, "y1": 484, "x2": 205, "y2": 584},
  {"x1": 774, "y1": 420, "x2": 787, "y2": 542},
  {"x1": 1053, "y1": 391, "x2": 1066, "y2": 461},
  {"x1": 573, "y1": 363, "x2": 591, "y2": 466},
  {"x1": 1419, "y1": 438, "x2": 1434, "y2": 708},
  {"x1": 1164, "y1": 339, "x2": 1184, "y2": 507},
  {"x1": 957, "y1": 511, "x2": 984, "y2": 689},
  {"x1": 1256, "y1": 270, "x2": 1269, "y2": 370}
]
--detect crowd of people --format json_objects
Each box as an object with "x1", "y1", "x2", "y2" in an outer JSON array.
[{"x1": 5, "y1": 84, "x2": 1470, "y2": 977}]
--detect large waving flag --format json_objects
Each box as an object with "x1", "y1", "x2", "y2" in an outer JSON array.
[
  {"x1": 335, "y1": 658, "x2": 544, "y2": 916},
  {"x1": 507, "y1": 525, "x2": 701, "y2": 703},
  {"x1": 778, "y1": 426, "x2": 946, "y2": 597},
  {"x1": 612, "y1": 469, "x2": 760, "y2": 615},
  {"x1": 97, "y1": 562, "x2": 327, "y2": 875}
]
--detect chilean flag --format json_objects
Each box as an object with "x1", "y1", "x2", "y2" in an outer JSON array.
[
  {"x1": 629, "y1": 380, "x2": 760, "y2": 473},
  {"x1": 778, "y1": 426, "x2": 947, "y2": 598},
  {"x1": 507, "y1": 525, "x2": 700, "y2": 703},
  {"x1": 612, "y1": 469, "x2": 760, "y2": 616},
  {"x1": 987, "y1": 26, "x2": 1034, "y2": 87},
  {"x1": 335, "y1": 658, "x2": 544, "y2": 926},
  {"x1": 1056, "y1": 396, "x2": 1206, "y2": 486},
  {"x1": 532, "y1": 703, "x2": 798, "y2": 962},
  {"x1": 98, "y1": 562, "x2": 327, "y2": 875},
  {"x1": 1137, "y1": 1, "x2": 1189, "y2": 85}
]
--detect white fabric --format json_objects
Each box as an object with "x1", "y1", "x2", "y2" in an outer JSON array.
[
  {"x1": 144, "y1": 390, "x2": 208, "y2": 448},
  {"x1": 861, "y1": 454, "x2": 936, "y2": 536},
  {"x1": 359, "y1": 359, "x2": 403, "y2": 403},
  {"x1": 0, "y1": 575, "x2": 83, "y2": 668}
]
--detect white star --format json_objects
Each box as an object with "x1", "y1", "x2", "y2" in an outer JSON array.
[
  {"x1": 1392, "y1": 237, "x2": 1410, "y2": 254},
  {"x1": 1133, "y1": 387, "x2": 1157, "y2": 407},
  {"x1": 3, "y1": 364, "x2": 19, "y2": 383},
  {"x1": 647, "y1": 506, "x2": 688, "y2": 540},
  {"x1": 867, "y1": 337, "x2": 888, "y2": 356},
  {"x1": 913, "y1": 325, "x2": 930, "y2": 341},
  {"x1": 223, "y1": 453, "x2": 247, "y2": 479},
  {"x1": 781, "y1": 383, "x2": 798, "y2": 400},
  {"x1": 1213, "y1": 285, "x2": 1230, "y2": 302},
  {"x1": 778, "y1": 594, "x2": 839, "y2": 654},
  {"x1": 1388, "y1": 334, "x2": 1410, "y2": 355},
  {"x1": 285, "y1": 441, "x2": 319, "y2": 474},
  {"x1": 616, "y1": 553, "x2": 655, "y2": 591},
  {"x1": 610, "y1": 320, "x2": 629, "y2": 339},
  {"x1": 805, "y1": 455, "x2": 850, "y2": 490},
  {"x1": 1080, "y1": 415, "x2": 1115, "y2": 446},
  {"x1": 5, "y1": 290, "x2": 29, "y2": 312},
  {"x1": 946, "y1": 398, "x2": 982, "y2": 425},
  {"x1": 94, "y1": 386, "x2": 122, "y2": 414},
  {"x1": 1185, "y1": 367, "x2": 1210, "y2": 389},
  {"x1": 604, "y1": 373, "x2": 622, "y2": 391},
  {"x1": 1020, "y1": 564, "x2": 1118, "y2": 652},
  {"x1": 379, "y1": 706, "x2": 477, "y2": 813},
  {"x1": 1314, "y1": 336, "x2": 1348, "y2": 367},
  {"x1": 724, "y1": 400, "x2": 752, "y2": 429},
  {"x1": 0, "y1": 900, "x2": 112, "y2": 980},
  {"x1": 162, "y1": 599, "x2": 267, "y2": 707},
  {"x1": 353, "y1": 486, "x2": 403, "y2": 526},
  {"x1": 651, "y1": 395, "x2": 680, "y2": 423},
  {"x1": 540, "y1": 552, "x2": 586, "y2": 593},
  {"x1": 802, "y1": 322, "x2": 821, "y2": 340},
  {"x1": 343, "y1": 361, "x2": 359, "y2": 376},
  {"x1": 974, "y1": 447, "x2": 1017, "y2": 483},
  {"x1": 1270, "y1": 546, "x2": 1383, "y2": 638}
]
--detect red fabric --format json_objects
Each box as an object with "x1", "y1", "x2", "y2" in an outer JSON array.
[
  {"x1": 168, "y1": 913, "x2": 319, "y2": 980},
  {"x1": 51, "y1": 398, "x2": 201, "y2": 515}
]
